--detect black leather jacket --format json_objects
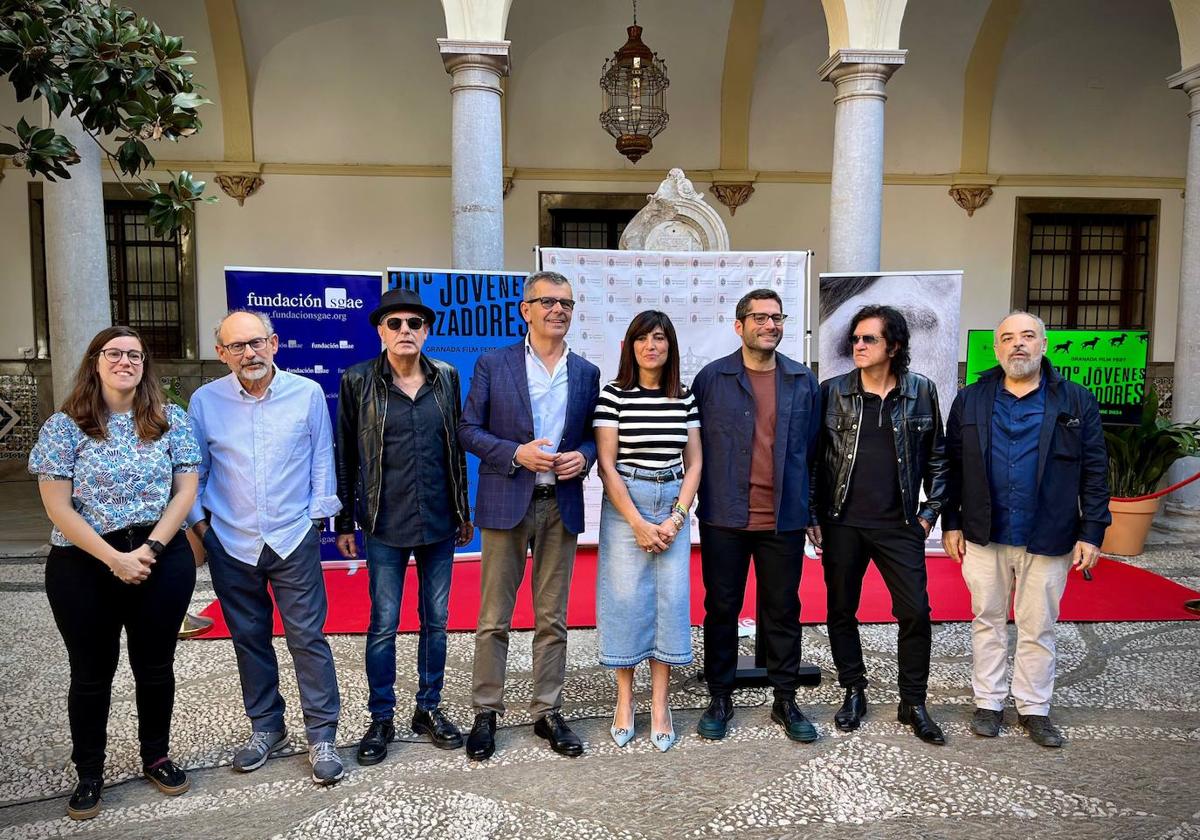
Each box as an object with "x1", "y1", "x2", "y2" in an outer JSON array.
[
  {"x1": 814, "y1": 370, "x2": 949, "y2": 527},
  {"x1": 334, "y1": 352, "x2": 470, "y2": 535}
]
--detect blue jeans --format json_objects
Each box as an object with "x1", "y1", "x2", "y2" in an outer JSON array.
[{"x1": 364, "y1": 533, "x2": 456, "y2": 720}]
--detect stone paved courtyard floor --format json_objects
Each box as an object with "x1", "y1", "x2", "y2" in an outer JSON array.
[{"x1": 0, "y1": 482, "x2": 1197, "y2": 839}]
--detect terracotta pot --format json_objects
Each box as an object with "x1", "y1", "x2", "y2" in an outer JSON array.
[{"x1": 1101, "y1": 497, "x2": 1161, "y2": 556}]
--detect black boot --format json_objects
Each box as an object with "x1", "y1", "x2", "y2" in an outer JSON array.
[
  {"x1": 356, "y1": 719, "x2": 395, "y2": 766},
  {"x1": 834, "y1": 687, "x2": 868, "y2": 732},
  {"x1": 898, "y1": 702, "x2": 946, "y2": 745},
  {"x1": 466, "y1": 711, "x2": 497, "y2": 761}
]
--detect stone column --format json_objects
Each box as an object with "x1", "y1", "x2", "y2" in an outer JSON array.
[
  {"x1": 439, "y1": 39, "x2": 510, "y2": 271},
  {"x1": 43, "y1": 115, "x2": 111, "y2": 406},
  {"x1": 818, "y1": 49, "x2": 906, "y2": 273},
  {"x1": 1157, "y1": 64, "x2": 1200, "y2": 537}
]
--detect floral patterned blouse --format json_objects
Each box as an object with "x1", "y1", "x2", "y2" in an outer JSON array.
[{"x1": 28, "y1": 404, "x2": 201, "y2": 547}]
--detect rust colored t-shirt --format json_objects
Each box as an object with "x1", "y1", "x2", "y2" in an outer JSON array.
[{"x1": 745, "y1": 367, "x2": 777, "y2": 530}]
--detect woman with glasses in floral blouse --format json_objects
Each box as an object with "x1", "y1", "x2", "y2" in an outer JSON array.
[{"x1": 28, "y1": 326, "x2": 200, "y2": 820}]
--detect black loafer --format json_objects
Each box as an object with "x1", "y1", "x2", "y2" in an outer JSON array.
[
  {"x1": 143, "y1": 759, "x2": 190, "y2": 795},
  {"x1": 412, "y1": 707, "x2": 464, "y2": 750},
  {"x1": 466, "y1": 711, "x2": 497, "y2": 761},
  {"x1": 771, "y1": 697, "x2": 818, "y2": 743},
  {"x1": 898, "y1": 702, "x2": 946, "y2": 745},
  {"x1": 834, "y1": 687, "x2": 868, "y2": 732},
  {"x1": 533, "y1": 712, "x2": 584, "y2": 757},
  {"x1": 67, "y1": 777, "x2": 103, "y2": 821},
  {"x1": 697, "y1": 695, "x2": 735, "y2": 740},
  {"x1": 356, "y1": 719, "x2": 395, "y2": 766}
]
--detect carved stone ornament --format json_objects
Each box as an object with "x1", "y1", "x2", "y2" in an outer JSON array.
[
  {"x1": 949, "y1": 185, "x2": 992, "y2": 217},
  {"x1": 619, "y1": 168, "x2": 731, "y2": 251},
  {"x1": 0, "y1": 157, "x2": 6, "y2": 184},
  {"x1": 503, "y1": 176, "x2": 514, "y2": 198},
  {"x1": 711, "y1": 183, "x2": 755, "y2": 215},
  {"x1": 215, "y1": 173, "x2": 265, "y2": 206}
]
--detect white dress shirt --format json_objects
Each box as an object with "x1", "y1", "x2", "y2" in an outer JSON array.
[
  {"x1": 524, "y1": 336, "x2": 570, "y2": 486},
  {"x1": 187, "y1": 367, "x2": 341, "y2": 565}
]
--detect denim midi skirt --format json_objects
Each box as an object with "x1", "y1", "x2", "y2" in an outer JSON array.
[{"x1": 596, "y1": 467, "x2": 694, "y2": 667}]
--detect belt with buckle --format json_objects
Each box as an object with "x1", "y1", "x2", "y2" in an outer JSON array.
[{"x1": 533, "y1": 484, "x2": 556, "y2": 499}]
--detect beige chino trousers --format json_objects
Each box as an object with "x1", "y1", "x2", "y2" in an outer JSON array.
[{"x1": 961, "y1": 541, "x2": 1071, "y2": 717}]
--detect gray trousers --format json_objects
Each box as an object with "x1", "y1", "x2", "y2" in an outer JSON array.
[
  {"x1": 472, "y1": 496, "x2": 577, "y2": 716},
  {"x1": 205, "y1": 525, "x2": 340, "y2": 742}
]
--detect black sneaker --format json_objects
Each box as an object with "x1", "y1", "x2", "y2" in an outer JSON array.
[
  {"x1": 1018, "y1": 714, "x2": 1064, "y2": 748},
  {"x1": 970, "y1": 708, "x2": 1003, "y2": 738},
  {"x1": 356, "y1": 719, "x2": 395, "y2": 766},
  {"x1": 67, "y1": 777, "x2": 102, "y2": 821},
  {"x1": 697, "y1": 695, "x2": 735, "y2": 740},
  {"x1": 412, "y1": 707, "x2": 464, "y2": 750},
  {"x1": 143, "y1": 759, "x2": 189, "y2": 795}
]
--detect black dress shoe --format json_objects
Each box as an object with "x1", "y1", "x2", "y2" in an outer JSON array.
[
  {"x1": 834, "y1": 687, "x2": 868, "y2": 732},
  {"x1": 143, "y1": 759, "x2": 190, "y2": 795},
  {"x1": 771, "y1": 697, "x2": 819, "y2": 743},
  {"x1": 466, "y1": 711, "x2": 497, "y2": 761},
  {"x1": 67, "y1": 777, "x2": 102, "y2": 821},
  {"x1": 356, "y1": 719, "x2": 395, "y2": 766},
  {"x1": 533, "y1": 712, "x2": 584, "y2": 757},
  {"x1": 897, "y1": 702, "x2": 946, "y2": 745},
  {"x1": 697, "y1": 695, "x2": 735, "y2": 740},
  {"x1": 412, "y1": 707, "x2": 464, "y2": 750}
]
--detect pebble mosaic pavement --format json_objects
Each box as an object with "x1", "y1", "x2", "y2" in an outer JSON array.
[{"x1": 0, "y1": 545, "x2": 1196, "y2": 840}]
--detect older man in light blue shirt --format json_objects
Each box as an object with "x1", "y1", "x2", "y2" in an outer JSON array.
[{"x1": 188, "y1": 310, "x2": 344, "y2": 786}]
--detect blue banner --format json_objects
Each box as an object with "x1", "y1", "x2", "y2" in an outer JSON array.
[
  {"x1": 388, "y1": 268, "x2": 529, "y2": 555},
  {"x1": 225, "y1": 266, "x2": 383, "y2": 560}
]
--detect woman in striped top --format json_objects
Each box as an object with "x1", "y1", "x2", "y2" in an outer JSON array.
[{"x1": 594, "y1": 310, "x2": 702, "y2": 752}]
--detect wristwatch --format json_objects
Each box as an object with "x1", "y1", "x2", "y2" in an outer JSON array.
[{"x1": 145, "y1": 539, "x2": 166, "y2": 557}]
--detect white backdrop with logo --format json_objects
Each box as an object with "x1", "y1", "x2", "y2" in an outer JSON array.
[{"x1": 539, "y1": 248, "x2": 811, "y2": 544}]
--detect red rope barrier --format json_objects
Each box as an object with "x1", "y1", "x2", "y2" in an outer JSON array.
[{"x1": 1112, "y1": 468, "x2": 1200, "y2": 503}]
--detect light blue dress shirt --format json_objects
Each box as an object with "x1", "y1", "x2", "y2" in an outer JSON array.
[
  {"x1": 524, "y1": 336, "x2": 570, "y2": 486},
  {"x1": 188, "y1": 368, "x2": 341, "y2": 565}
]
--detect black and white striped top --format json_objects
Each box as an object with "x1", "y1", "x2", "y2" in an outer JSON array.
[{"x1": 592, "y1": 383, "x2": 700, "y2": 469}]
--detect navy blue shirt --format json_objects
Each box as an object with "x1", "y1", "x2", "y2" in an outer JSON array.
[{"x1": 988, "y1": 381, "x2": 1045, "y2": 546}]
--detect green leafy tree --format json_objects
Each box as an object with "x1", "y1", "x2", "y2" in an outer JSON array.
[{"x1": 0, "y1": 0, "x2": 215, "y2": 235}]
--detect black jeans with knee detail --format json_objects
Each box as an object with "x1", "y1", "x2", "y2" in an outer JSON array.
[{"x1": 45, "y1": 526, "x2": 195, "y2": 779}]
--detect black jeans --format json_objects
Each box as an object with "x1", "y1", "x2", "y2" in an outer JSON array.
[
  {"x1": 699, "y1": 523, "x2": 806, "y2": 700},
  {"x1": 821, "y1": 521, "x2": 932, "y2": 704},
  {"x1": 45, "y1": 527, "x2": 195, "y2": 779}
]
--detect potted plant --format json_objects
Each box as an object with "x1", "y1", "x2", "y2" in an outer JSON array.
[{"x1": 1102, "y1": 389, "x2": 1200, "y2": 555}]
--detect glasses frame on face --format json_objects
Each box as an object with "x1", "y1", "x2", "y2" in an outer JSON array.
[
  {"x1": 529, "y1": 296, "x2": 576, "y2": 312},
  {"x1": 384, "y1": 315, "x2": 427, "y2": 332},
  {"x1": 97, "y1": 347, "x2": 145, "y2": 365},
  {"x1": 219, "y1": 336, "x2": 272, "y2": 357},
  {"x1": 744, "y1": 312, "x2": 787, "y2": 326},
  {"x1": 850, "y1": 333, "x2": 882, "y2": 346}
]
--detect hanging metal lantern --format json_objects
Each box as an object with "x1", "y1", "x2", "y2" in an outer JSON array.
[{"x1": 599, "y1": 3, "x2": 669, "y2": 164}]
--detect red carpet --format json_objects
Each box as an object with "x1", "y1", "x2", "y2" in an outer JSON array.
[{"x1": 196, "y1": 548, "x2": 1200, "y2": 639}]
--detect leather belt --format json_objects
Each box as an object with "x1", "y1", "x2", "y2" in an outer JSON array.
[{"x1": 533, "y1": 484, "x2": 556, "y2": 499}]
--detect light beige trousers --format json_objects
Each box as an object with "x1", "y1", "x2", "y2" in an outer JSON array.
[{"x1": 961, "y1": 541, "x2": 1071, "y2": 716}]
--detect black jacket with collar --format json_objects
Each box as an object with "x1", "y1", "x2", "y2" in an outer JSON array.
[
  {"x1": 814, "y1": 369, "x2": 949, "y2": 527},
  {"x1": 942, "y1": 358, "x2": 1111, "y2": 556},
  {"x1": 334, "y1": 351, "x2": 470, "y2": 535}
]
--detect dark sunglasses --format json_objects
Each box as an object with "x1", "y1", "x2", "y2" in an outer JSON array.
[
  {"x1": 384, "y1": 316, "x2": 426, "y2": 332},
  {"x1": 851, "y1": 334, "x2": 882, "y2": 346}
]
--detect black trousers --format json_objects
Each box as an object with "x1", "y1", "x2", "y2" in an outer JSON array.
[
  {"x1": 821, "y1": 521, "x2": 932, "y2": 704},
  {"x1": 45, "y1": 526, "x2": 195, "y2": 778},
  {"x1": 699, "y1": 523, "x2": 806, "y2": 700}
]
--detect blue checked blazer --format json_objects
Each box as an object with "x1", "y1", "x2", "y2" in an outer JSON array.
[{"x1": 458, "y1": 341, "x2": 600, "y2": 534}]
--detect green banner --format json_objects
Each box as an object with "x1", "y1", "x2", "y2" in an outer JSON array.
[{"x1": 965, "y1": 329, "x2": 1148, "y2": 424}]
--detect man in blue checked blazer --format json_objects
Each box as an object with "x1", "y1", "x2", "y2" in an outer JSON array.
[{"x1": 458, "y1": 270, "x2": 600, "y2": 761}]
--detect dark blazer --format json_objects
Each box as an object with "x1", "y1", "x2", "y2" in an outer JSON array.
[
  {"x1": 457, "y1": 340, "x2": 600, "y2": 534},
  {"x1": 691, "y1": 349, "x2": 821, "y2": 532},
  {"x1": 942, "y1": 359, "x2": 1111, "y2": 556}
]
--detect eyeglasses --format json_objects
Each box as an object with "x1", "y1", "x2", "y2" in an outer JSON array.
[
  {"x1": 220, "y1": 336, "x2": 271, "y2": 356},
  {"x1": 97, "y1": 348, "x2": 145, "y2": 364},
  {"x1": 745, "y1": 313, "x2": 787, "y2": 326},
  {"x1": 384, "y1": 316, "x2": 427, "y2": 332},
  {"x1": 851, "y1": 334, "x2": 882, "y2": 346},
  {"x1": 528, "y1": 296, "x2": 576, "y2": 312}
]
